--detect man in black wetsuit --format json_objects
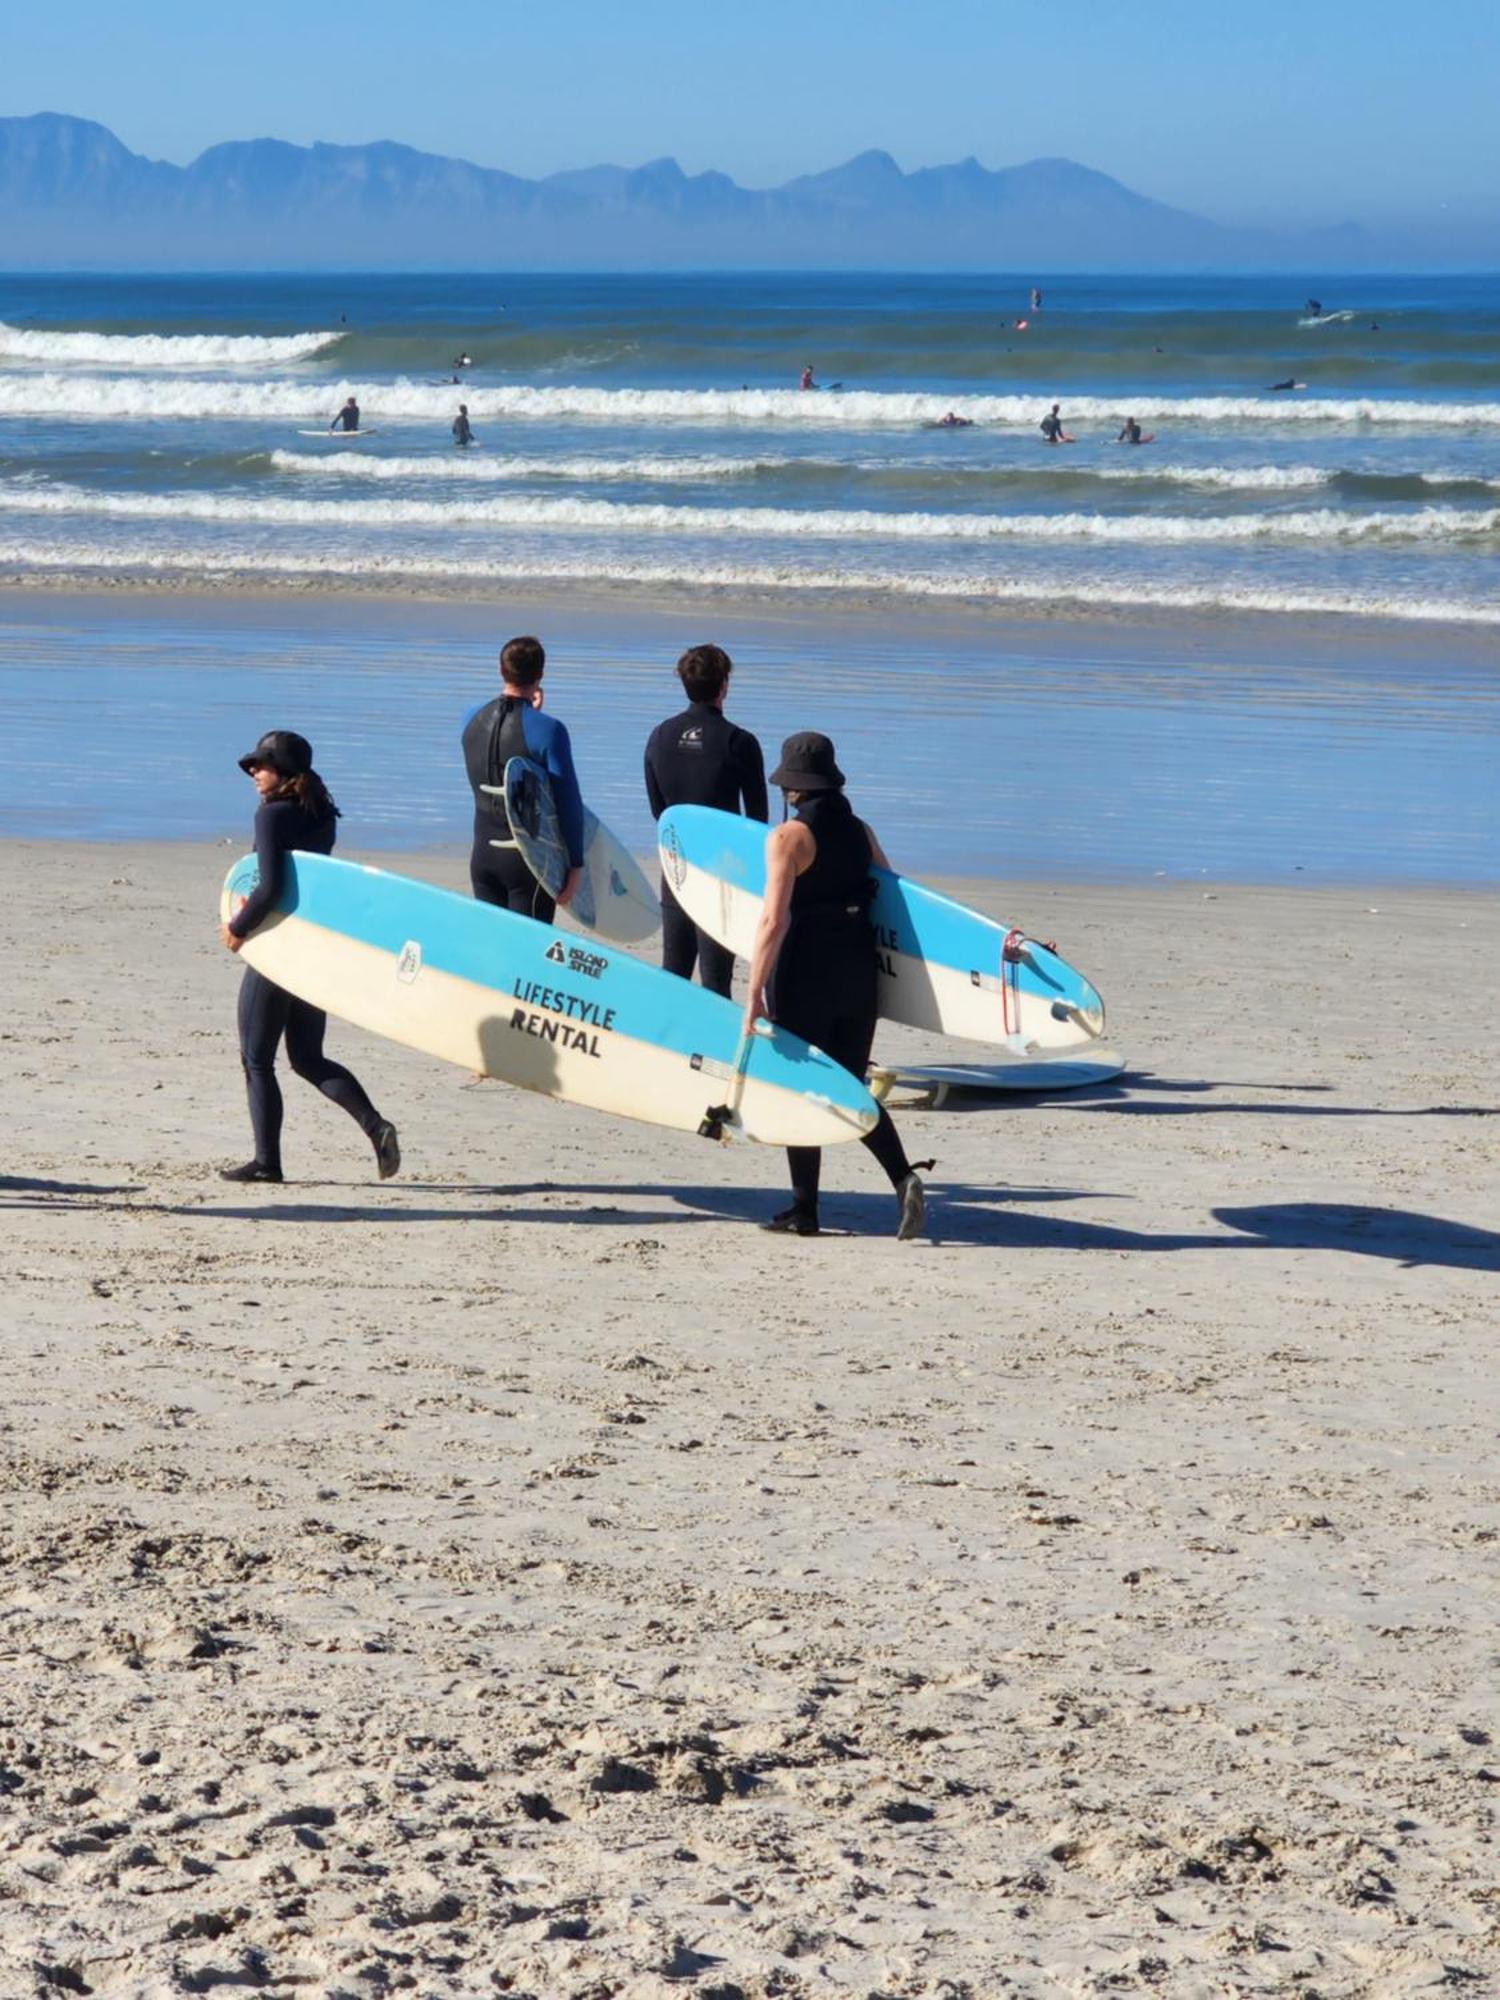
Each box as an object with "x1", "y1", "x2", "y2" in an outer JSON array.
[
  {"x1": 452, "y1": 404, "x2": 475, "y2": 447},
  {"x1": 643, "y1": 643, "x2": 768, "y2": 996},
  {"x1": 331, "y1": 397, "x2": 360, "y2": 433},
  {"x1": 462, "y1": 636, "x2": 584, "y2": 922}
]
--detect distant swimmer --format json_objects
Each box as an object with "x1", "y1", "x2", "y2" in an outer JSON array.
[
  {"x1": 800, "y1": 364, "x2": 816, "y2": 391},
  {"x1": 452, "y1": 403, "x2": 475, "y2": 448},
  {"x1": 929, "y1": 411, "x2": 974, "y2": 429},
  {"x1": 1039, "y1": 403, "x2": 1075, "y2": 445},
  {"x1": 331, "y1": 396, "x2": 360, "y2": 433},
  {"x1": 1266, "y1": 377, "x2": 1305, "y2": 392},
  {"x1": 1030, "y1": 287, "x2": 1042, "y2": 311},
  {"x1": 1304, "y1": 299, "x2": 1322, "y2": 317}
]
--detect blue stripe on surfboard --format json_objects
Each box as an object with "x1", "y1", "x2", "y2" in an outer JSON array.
[
  {"x1": 659, "y1": 805, "x2": 1102, "y2": 1015},
  {"x1": 224, "y1": 852, "x2": 875, "y2": 1122}
]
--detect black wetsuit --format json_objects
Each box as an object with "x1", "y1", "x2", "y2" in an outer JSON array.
[
  {"x1": 228, "y1": 797, "x2": 384, "y2": 1175},
  {"x1": 334, "y1": 404, "x2": 359, "y2": 432},
  {"x1": 452, "y1": 412, "x2": 474, "y2": 446},
  {"x1": 1040, "y1": 412, "x2": 1062, "y2": 442},
  {"x1": 644, "y1": 701, "x2": 768, "y2": 996},
  {"x1": 462, "y1": 695, "x2": 584, "y2": 922},
  {"x1": 769, "y1": 792, "x2": 911, "y2": 1217}
]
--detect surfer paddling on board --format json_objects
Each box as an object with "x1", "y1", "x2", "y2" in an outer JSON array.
[
  {"x1": 452, "y1": 404, "x2": 475, "y2": 448},
  {"x1": 330, "y1": 396, "x2": 360, "y2": 433},
  {"x1": 644, "y1": 644, "x2": 768, "y2": 998},
  {"x1": 219, "y1": 732, "x2": 400, "y2": 1186},
  {"x1": 1040, "y1": 403, "x2": 1074, "y2": 445},
  {"x1": 462, "y1": 635, "x2": 583, "y2": 922},
  {"x1": 744, "y1": 733, "x2": 931, "y2": 1241}
]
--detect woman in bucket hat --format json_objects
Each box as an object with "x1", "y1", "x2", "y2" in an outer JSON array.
[
  {"x1": 743, "y1": 731, "x2": 929, "y2": 1240},
  {"x1": 219, "y1": 730, "x2": 400, "y2": 1186}
]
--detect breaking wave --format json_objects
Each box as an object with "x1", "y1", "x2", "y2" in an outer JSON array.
[
  {"x1": 4, "y1": 373, "x2": 1500, "y2": 428},
  {"x1": 3, "y1": 533, "x2": 1496, "y2": 627},
  {"x1": 3, "y1": 481, "x2": 1495, "y2": 546},
  {"x1": 267, "y1": 448, "x2": 775, "y2": 483},
  {"x1": 0, "y1": 325, "x2": 343, "y2": 369}
]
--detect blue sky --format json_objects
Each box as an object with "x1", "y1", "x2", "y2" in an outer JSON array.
[{"x1": 5, "y1": 0, "x2": 1497, "y2": 226}]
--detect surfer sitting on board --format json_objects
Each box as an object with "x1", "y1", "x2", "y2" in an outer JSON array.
[
  {"x1": 800, "y1": 364, "x2": 816, "y2": 391},
  {"x1": 644, "y1": 644, "x2": 769, "y2": 999},
  {"x1": 1039, "y1": 403, "x2": 1074, "y2": 445},
  {"x1": 744, "y1": 732, "x2": 932, "y2": 1242},
  {"x1": 1116, "y1": 417, "x2": 1147, "y2": 445},
  {"x1": 462, "y1": 636, "x2": 583, "y2": 922},
  {"x1": 330, "y1": 396, "x2": 360, "y2": 433},
  {"x1": 219, "y1": 730, "x2": 400, "y2": 1186},
  {"x1": 452, "y1": 404, "x2": 475, "y2": 448}
]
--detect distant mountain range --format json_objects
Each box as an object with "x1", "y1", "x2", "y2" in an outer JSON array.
[{"x1": 0, "y1": 112, "x2": 1475, "y2": 270}]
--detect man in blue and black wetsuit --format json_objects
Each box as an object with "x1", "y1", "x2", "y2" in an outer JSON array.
[
  {"x1": 644, "y1": 643, "x2": 768, "y2": 996},
  {"x1": 462, "y1": 635, "x2": 583, "y2": 922}
]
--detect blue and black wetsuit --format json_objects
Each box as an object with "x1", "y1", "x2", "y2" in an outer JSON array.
[
  {"x1": 228, "y1": 796, "x2": 387, "y2": 1176},
  {"x1": 768, "y1": 792, "x2": 913, "y2": 1218},
  {"x1": 462, "y1": 694, "x2": 586, "y2": 923},
  {"x1": 644, "y1": 700, "x2": 768, "y2": 995}
]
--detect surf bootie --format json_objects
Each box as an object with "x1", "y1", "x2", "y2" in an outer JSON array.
[
  {"x1": 761, "y1": 1204, "x2": 821, "y2": 1238},
  {"x1": 219, "y1": 1160, "x2": 283, "y2": 1184},
  {"x1": 895, "y1": 1171, "x2": 927, "y2": 1241},
  {"x1": 372, "y1": 1121, "x2": 401, "y2": 1181}
]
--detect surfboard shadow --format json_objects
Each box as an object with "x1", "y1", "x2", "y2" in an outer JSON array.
[{"x1": 1214, "y1": 1203, "x2": 1500, "y2": 1272}]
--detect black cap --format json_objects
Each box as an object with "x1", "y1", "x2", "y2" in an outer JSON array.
[
  {"x1": 769, "y1": 731, "x2": 845, "y2": 792},
  {"x1": 238, "y1": 730, "x2": 313, "y2": 777}
]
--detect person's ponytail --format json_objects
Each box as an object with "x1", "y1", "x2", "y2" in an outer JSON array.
[{"x1": 271, "y1": 769, "x2": 340, "y2": 821}]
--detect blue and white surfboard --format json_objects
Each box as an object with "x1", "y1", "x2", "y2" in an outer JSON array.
[
  {"x1": 221, "y1": 852, "x2": 876, "y2": 1146},
  {"x1": 658, "y1": 805, "x2": 1105, "y2": 1053},
  {"x1": 499, "y1": 755, "x2": 659, "y2": 945}
]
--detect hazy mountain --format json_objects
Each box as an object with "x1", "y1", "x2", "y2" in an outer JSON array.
[{"x1": 0, "y1": 111, "x2": 1409, "y2": 270}]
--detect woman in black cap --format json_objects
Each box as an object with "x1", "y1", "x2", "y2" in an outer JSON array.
[
  {"x1": 744, "y1": 731, "x2": 928, "y2": 1239},
  {"x1": 219, "y1": 730, "x2": 400, "y2": 1185}
]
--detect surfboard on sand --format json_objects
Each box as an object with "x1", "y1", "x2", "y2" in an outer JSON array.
[
  {"x1": 658, "y1": 804, "x2": 1106, "y2": 1054},
  {"x1": 220, "y1": 852, "x2": 875, "y2": 1147},
  {"x1": 495, "y1": 757, "x2": 658, "y2": 945},
  {"x1": 869, "y1": 1053, "x2": 1125, "y2": 1108}
]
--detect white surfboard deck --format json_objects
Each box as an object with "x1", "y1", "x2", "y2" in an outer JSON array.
[
  {"x1": 495, "y1": 758, "x2": 658, "y2": 945},
  {"x1": 659, "y1": 804, "x2": 1106, "y2": 1054},
  {"x1": 869, "y1": 1053, "x2": 1126, "y2": 1107},
  {"x1": 221, "y1": 852, "x2": 873, "y2": 1148},
  {"x1": 297, "y1": 428, "x2": 379, "y2": 440}
]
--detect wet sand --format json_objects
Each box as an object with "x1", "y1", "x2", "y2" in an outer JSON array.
[{"x1": 3, "y1": 839, "x2": 1498, "y2": 1996}]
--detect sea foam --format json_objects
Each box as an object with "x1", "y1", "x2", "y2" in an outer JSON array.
[{"x1": 0, "y1": 326, "x2": 343, "y2": 369}]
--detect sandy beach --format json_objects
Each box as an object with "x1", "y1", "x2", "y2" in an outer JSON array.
[{"x1": 3, "y1": 837, "x2": 1498, "y2": 1997}]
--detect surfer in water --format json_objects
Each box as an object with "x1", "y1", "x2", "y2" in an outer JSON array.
[
  {"x1": 800, "y1": 364, "x2": 816, "y2": 391},
  {"x1": 219, "y1": 731, "x2": 400, "y2": 1186},
  {"x1": 1030, "y1": 287, "x2": 1042, "y2": 311},
  {"x1": 330, "y1": 396, "x2": 360, "y2": 433},
  {"x1": 1267, "y1": 378, "x2": 1302, "y2": 392},
  {"x1": 462, "y1": 636, "x2": 583, "y2": 922},
  {"x1": 644, "y1": 644, "x2": 768, "y2": 999},
  {"x1": 932, "y1": 411, "x2": 974, "y2": 429},
  {"x1": 1039, "y1": 403, "x2": 1074, "y2": 445},
  {"x1": 452, "y1": 404, "x2": 475, "y2": 448},
  {"x1": 744, "y1": 732, "x2": 931, "y2": 1241},
  {"x1": 1116, "y1": 417, "x2": 1147, "y2": 445}
]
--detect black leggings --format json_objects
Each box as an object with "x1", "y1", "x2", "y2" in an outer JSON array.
[
  {"x1": 237, "y1": 967, "x2": 383, "y2": 1174},
  {"x1": 470, "y1": 843, "x2": 555, "y2": 924},
  {"x1": 661, "y1": 882, "x2": 734, "y2": 998},
  {"x1": 770, "y1": 925, "x2": 911, "y2": 1214}
]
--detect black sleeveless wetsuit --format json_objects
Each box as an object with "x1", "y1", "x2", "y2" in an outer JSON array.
[
  {"x1": 229, "y1": 796, "x2": 385, "y2": 1176},
  {"x1": 769, "y1": 792, "x2": 912, "y2": 1217}
]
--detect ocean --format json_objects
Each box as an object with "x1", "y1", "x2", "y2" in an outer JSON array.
[
  {"x1": 0, "y1": 271, "x2": 1497, "y2": 878},
  {"x1": 3, "y1": 271, "x2": 1500, "y2": 625}
]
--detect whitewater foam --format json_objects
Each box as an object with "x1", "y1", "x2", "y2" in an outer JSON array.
[
  {"x1": 4, "y1": 480, "x2": 1494, "y2": 547},
  {"x1": 2, "y1": 534, "x2": 1495, "y2": 627},
  {"x1": 5, "y1": 373, "x2": 1500, "y2": 429},
  {"x1": 0, "y1": 326, "x2": 343, "y2": 369},
  {"x1": 267, "y1": 449, "x2": 775, "y2": 483}
]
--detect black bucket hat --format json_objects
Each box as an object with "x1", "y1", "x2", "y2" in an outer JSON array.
[
  {"x1": 238, "y1": 730, "x2": 313, "y2": 777},
  {"x1": 769, "y1": 731, "x2": 845, "y2": 792}
]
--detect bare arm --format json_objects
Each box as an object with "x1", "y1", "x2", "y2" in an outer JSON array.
[{"x1": 743, "y1": 820, "x2": 813, "y2": 1032}]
